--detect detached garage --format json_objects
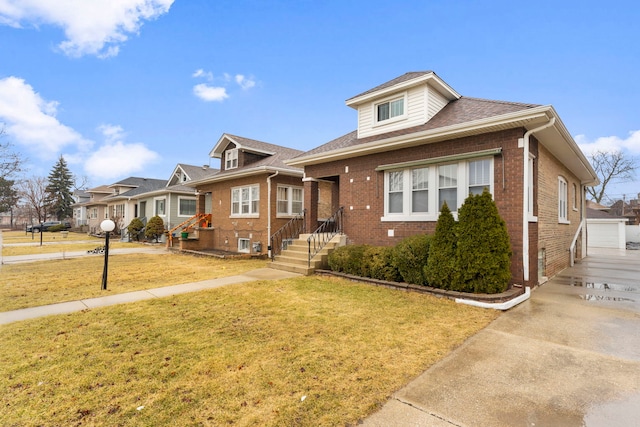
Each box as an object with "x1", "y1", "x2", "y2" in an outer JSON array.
[{"x1": 586, "y1": 207, "x2": 627, "y2": 249}]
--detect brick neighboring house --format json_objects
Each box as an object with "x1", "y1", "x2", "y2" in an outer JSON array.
[
  {"x1": 182, "y1": 134, "x2": 305, "y2": 255},
  {"x1": 287, "y1": 71, "x2": 598, "y2": 287}
]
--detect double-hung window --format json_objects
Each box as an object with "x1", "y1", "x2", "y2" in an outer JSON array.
[
  {"x1": 178, "y1": 197, "x2": 196, "y2": 216},
  {"x1": 438, "y1": 164, "x2": 457, "y2": 211},
  {"x1": 277, "y1": 186, "x2": 303, "y2": 216},
  {"x1": 558, "y1": 177, "x2": 569, "y2": 223},
  {"x1": 231, "y1": 185, "x2": 259, "y2": 216},
  {"x1": 225, "y1": 148, "x2": 238, "y2": 170},
  {"x1": 376, "y1": 95, "x2": 405, "y2": 123},
  {"x1": 381, "y1": 154, "x2": 494, "y2": 221}
]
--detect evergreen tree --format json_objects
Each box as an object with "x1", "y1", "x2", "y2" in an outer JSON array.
[
  {"x1": 145, "y1": 215, "x2": 165, "y2": 242},
  {"x1": 0, "y1": 177, "x2": 18, "y2": 214},
  {"x1": 454, "y1": 189, "x2": 512, "y2": 294},
  {"x1": 425, "y1": 202, "x2": 457, "y2": 289},
  {"x1": 45, "y1": 156, "x2": 74, "y2": 220}
]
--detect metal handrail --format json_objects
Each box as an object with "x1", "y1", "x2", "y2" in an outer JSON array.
[
  {"x1": 307, "y1": 207, "x2": 344, "y2": 267},
  {"x1": 270, "y1": 209, "x2": 306, "y2": 260}
]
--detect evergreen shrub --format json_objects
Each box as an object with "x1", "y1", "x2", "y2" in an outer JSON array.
[
  {"x1": 127, "y1": 218, "x2": 145, "y2": 241},
  {"x1": 391, "y1": 234, "x2": 432, "y2": 285},
  {"x1": 145, "y1": 216, "x2": 165, "y2": 242},
  {"x1": 454, "y1": 189, "x2": 512, "y2": 293},
  {"x1": 361, "y1": 246, "x2": 401, "y2": 282},
  {"x1": 327, "y1": 244, "x2": 368, "y2": 276},
  {"x1": 425, "y1": 202, "x2": 457, "y2": 290}
]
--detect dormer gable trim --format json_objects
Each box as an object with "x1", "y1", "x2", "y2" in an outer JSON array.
[
  {"x1": 345, "y1": 71, "x2": 460, "y2": 108},
  {"x1": 167, "y1": 164, "x2": 190, "y2": 187},
  {"x1": 209, "y1": 133, "x2": 276, "y2": 159}
]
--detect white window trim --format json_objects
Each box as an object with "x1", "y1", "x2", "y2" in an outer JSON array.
[
  {"x1": 276, "y1": 185, "x2": 304, "y2": 217},
  {"x1": 230, "y1": 184, "x2": 260, "y2": 218},
  {"x1": 154, "y1": 196, "x2": 167, "y2": 217},
  {"x1": 558, "y1": 177, "x2": 570, "y2": 224},
  {"x1": 381, "y1": 157, "x2": 494, "y2": 222},
  {"x1": 177, "y1": 196, "x2": 197, "y2": 217},
  {"x1": 373, "y1": 92, "x2": 407, "y2": 127},
  {"x1": 572, "y1": 183, "x2": 579, "y2": 211},
  {"x1": 238, "y1": 238, "x2": 250, "y2": 253},
  {"x1": 225, "y1": 148, "x2": 238, "y2": 170}
]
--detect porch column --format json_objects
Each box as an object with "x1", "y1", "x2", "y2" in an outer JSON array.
[
  {"x1": 196, "y1": 193, "x2": 206, "y2": 215},
  {"x1": 304, "y1": 178, "x2": 319, "y2": 233}
]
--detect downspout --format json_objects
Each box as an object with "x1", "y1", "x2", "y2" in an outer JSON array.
[
  {"x1": 267, "y1": 171, "x2": 279, "y2": 258},
  {"x1": 520, "y1": 117, "x2": 556, "y2": 283}
]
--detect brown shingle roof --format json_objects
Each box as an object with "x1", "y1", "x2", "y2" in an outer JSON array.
[
  {"x1": 298, "y1": 97, "x2": 540, "y2": 158},
  {"x1": 346, "y1": 71, "x2": 434, "y2": 102}
]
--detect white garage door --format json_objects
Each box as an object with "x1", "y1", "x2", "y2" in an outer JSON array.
[{"x1": 587, "y1": 222, "x2": 623, "y2": 248}]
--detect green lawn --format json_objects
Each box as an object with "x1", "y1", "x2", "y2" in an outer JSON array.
[{"x1": 0, "y1": 275, "x2": 499, "y2": 426}]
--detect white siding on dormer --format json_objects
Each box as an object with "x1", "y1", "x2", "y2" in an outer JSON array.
[
  {"x1": 357, "y1": 84, "x2": 441, "y2": 139},
  {"x1": 427, "y1": 86, "x2": 449, "y2": 120}
]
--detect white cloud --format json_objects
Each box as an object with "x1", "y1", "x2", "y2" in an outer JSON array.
[
  {"x1": 193, "y1": 83, "x2": 228, "y2": 102},
  {"x1": 84, "y1": 125, "x2": 160, "y2": 180},
  {"x1": 0, "y1": 0, "x2": 174, "y2": 58},
  {"x1": 235, "y1": 74, "x2": 256, "y2": 90},
  {"x1": 192, "y1": 69, "x2": 213, "y2": 81},
  {"x1": 0, "y1": 76, "x2": 90, "y2": 157},
  {"x1": 576, "y1": 130, "x2": 640, "y2": 156}
]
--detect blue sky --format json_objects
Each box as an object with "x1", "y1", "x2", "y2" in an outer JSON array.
[{"x1": 1, "y1": 0, "x2": 639, "y2": 201}]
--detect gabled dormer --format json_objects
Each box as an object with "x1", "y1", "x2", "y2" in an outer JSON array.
[
  {"x1": 345, "y1": 71, "x2": 461, "y2": 139},
  {"x1": 209, "y1": 134, "x2": 277, "y2": 172}
]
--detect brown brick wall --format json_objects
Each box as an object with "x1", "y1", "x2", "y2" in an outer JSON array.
[
  {"x1": 194, "y1": 173, "x2": 303, "y2": 253},
  {"x1": 536, "y1": 144, "x2": 584, "y2": 279},
  {"x1": 304, "y1": 128, "x2": 534, "y2": 286}
]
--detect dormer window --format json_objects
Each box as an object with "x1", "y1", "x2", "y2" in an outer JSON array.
[
  {"x1": 376, "y1": 96, "x2": 405, "y2": 123},
  {"x1": 225, "y1": 148, "x2": 238, "y2": 170}
]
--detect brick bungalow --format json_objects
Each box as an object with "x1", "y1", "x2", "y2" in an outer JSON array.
[
  {"x1": 183, "y1": 134, "x2": 307, "y2": 255},
  {"x1": 287, "y1": 71, "x2": 598, "y2": 287}
]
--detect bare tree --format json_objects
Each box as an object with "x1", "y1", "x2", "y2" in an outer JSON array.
[
  {"x1": 0, "y1": 126, "x2": 24, "y2": 179},
  {"x1": 18, "y1": 177, "x2": 49, "y2": 223},
  {"x1": 586, "y1": 150, "x2": 638, "y2": 204}
]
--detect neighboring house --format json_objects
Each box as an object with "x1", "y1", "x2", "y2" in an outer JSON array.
[
  {"x1": 103, "y1": 177, "x2": 167, "y2": 233},
  {"x1": 84, "y1": 185, "x2": 112, "y2": 234},
  {"x1": 131, "y1": 164, "x2": 219, "y2": 235},
  {"x1": 182, "y1": 134, "x2": 305, "y2": 254},
  {"x1": 609, "y1": 196, "x2": 640, "y2": 225},
  {"x1": 586, "y1": 207, "x2": 627, "y2": 249},
  {"x1": 71, "y1": 190, "x2": 90, "y2": 227},
  {"x1": 287, "y1": 71, "x2": 598, "y2": 287}
]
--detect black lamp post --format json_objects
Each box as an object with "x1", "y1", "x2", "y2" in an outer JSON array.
[{"x1": 100, "y1": 219, "x2": 116, "y2": 290}]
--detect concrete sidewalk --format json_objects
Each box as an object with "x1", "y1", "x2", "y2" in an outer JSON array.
[
  {"x1": 362, "y1": 249, "x2": 640, "y2": 427},
  {"x1": 1, "y1": 246, "x2": 167, "y2": 264},
  {"x1": 0, "y1": 268, "x2": 300, "y2": 325}
]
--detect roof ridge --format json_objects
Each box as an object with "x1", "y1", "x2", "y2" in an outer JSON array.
[{"x1": 459, "y1": 96, "x2": 541, "y2": 108}]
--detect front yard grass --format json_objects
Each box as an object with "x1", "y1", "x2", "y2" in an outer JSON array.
[
  {"x1": 0, "y1": 275, "x2": 499, "y2": 426},
  {"x1": 0, "y1": 254, "x2": 267, "y2": 311}
]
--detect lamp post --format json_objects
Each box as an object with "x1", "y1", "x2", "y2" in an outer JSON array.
[{"x1": 100, "y1": 219, "x2": 116, "y2": 290}]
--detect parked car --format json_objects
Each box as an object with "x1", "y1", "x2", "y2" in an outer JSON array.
[{"x1": 27, "y1": 221, "x2": 72, "y2": 232}]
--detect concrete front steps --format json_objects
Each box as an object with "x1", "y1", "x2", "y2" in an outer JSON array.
[{"x1": 268, "y1": 233, "x2": 345, "y2": 275}]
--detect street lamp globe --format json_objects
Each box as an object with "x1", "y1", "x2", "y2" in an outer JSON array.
[{"x1": 100, "y1": 219, "x2": 116, "y2": 233}]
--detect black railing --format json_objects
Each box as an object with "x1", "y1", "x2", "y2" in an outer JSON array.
[
  {"x1": 270, "y1": 209, "x2": 306, "y2": 261},
  {"x1": 307, "y1": 207, "x2": 344, "y2": 267}
]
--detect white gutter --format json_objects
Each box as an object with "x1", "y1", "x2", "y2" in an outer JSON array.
[
  {"x1": 266, "y1": 171, "x2": 279, "y2": 257},
  {"x1": 520, "y1": 117, "x2": 556, "y2": 282},
  {"x1": 456, "y1": 287, "x2": 531, "y2": 310}
]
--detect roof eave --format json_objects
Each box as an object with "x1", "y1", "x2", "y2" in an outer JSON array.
[{"x1": 185, "y1": 166, "x2": 303, "y2": 187}]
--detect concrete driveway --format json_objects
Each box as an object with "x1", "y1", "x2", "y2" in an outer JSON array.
[{"x1": 363, "y1": 248, "x2": 640, "y2": 427}]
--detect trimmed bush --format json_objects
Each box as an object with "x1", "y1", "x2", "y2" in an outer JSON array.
[
  {"x1": 328, "y1": 245, "x2": 368, "y2": 276},
  {"x1": 145, "y1": 215, "x2": 165, "y2": 242},
  {"x1": 47, "y1": 224, "x2": 66, "y2": 232},
  {"x1": 425, "y1": 202, "x2": 457, "y2": 290},
  {"x1": 454, "y1": 189, "x2": 512, "y2": 294},
  {"x1": 361, "y1": 246, "x2": 401, "y2": 282},
  {"x1": 391, "y1": 234, "x2": 432, "y2": 285},
  {"x1": 127, "y1": 218, "x2": 145, "y2": 241}
]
